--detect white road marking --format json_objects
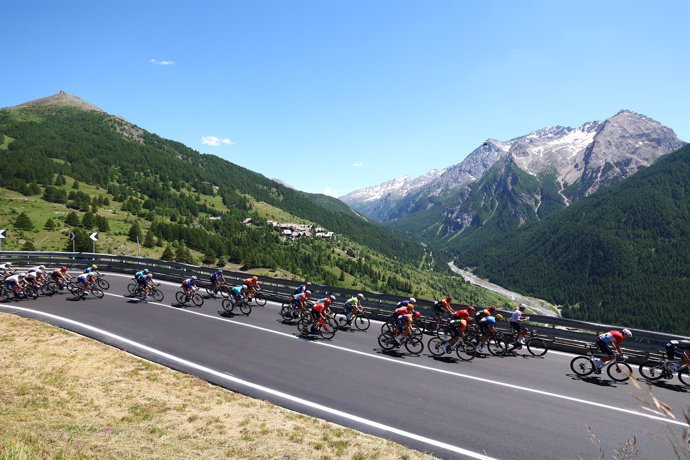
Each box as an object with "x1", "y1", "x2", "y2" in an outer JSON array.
[{"x1": 0, "y1": 303, "x2": 496, "y2": 460}]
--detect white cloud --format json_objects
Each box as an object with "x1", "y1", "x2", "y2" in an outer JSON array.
[
  {"x1": 353, "y1": 162, "x2": 363, "y2": 167},
  {"x1": 150, "y1": 58, "x2": 175, "y2": 66},
  {"x1": 323, "y1": 187, "x2": 336, "y2": 196},
  {"x1": 202, "y1": 136, "x2": 234, "y2": 147}
]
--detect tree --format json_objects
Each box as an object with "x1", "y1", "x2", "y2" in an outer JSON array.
[
  {"x1": 44, "y1": 218, "x2": 56, "y2": 230},
  {"x1": 54, "y1": 173, "x2": 67, "y2": 186},
  {"x1": 65, "y1": 211, "x2": 80, "y2": 226},
  {"x1": 14, "y1": 212, "x2": 34, "y2": 230},
  {"x1": 161, "y1": 245, "x2": 174, "y2": 261},
  {"x1": 21, "y1": 240, "x2": 37, "y2": 251},
  {"x1": 81, "y1": 212, "x2": 96, "y2": 229},
  {"x1": 128, "y1": 222, "x2": 143, "y2": 243},
  {"x1": 175, "y1": 242, "x2": 194, "y2": 264},
  {"x1": 96, "y1": 215, "x2": 110, "y2": 232},
  {"x1": 72, "y1": 180, "x2": 80, "y2": 189},
  {"x1": 143, "y1": 230, "x2": 155, "y2": 248},
  {"x1": 66, "y1": 228, "x2": 92, "y2": 252}
]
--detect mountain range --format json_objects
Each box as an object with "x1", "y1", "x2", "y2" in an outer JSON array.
[{"x1": 341, "y1": 111, "x2": 685, "y2": 252}]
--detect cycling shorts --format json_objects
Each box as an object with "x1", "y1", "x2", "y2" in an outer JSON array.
[
  {"x1": 596, "y1": 338, "x2": 614, "y2": 356},
  {"x1": 4, "y1": 280, "x2": 17, "y2": 288},
  {"x1": 510, "y1": 321, "x2": 526, "y2": 333}
]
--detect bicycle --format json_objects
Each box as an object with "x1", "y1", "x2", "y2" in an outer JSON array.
[
  {"x1": 134, "y1": 283, "x2": 164, "y2": 302},
  {"x1": 428, "y1": 335, "x2": 476, "y2": 361},
  {"x1": 281, "y1": 299, "x2": 312, "y2": 321},
  {"x1": 175, "y1": 289, "x2": 204, "y2": 307},
  {"x1": 1, "y1": 285, "x2": 38, "y2": 301},
  {"x1": 221, "y1": 296, "x2": 252, "y2": 315},
  {"x1": 638, "y1": 351, "x2": 690, "y2": 387},
  {"x1": 206, "y1": 282, "x2": 230, "y2": 298},
  {"x1": 380, "y1": 315, "x2": 424, "y2": 339},
  {"x1": 502, "y1": 330, "x2": 549, "y2": 356},
  {"x1": 94, "y1": 274, "x2": 109, "y2": 290},
  {"x1": 570, "y1": 345, "x2": 632, "y2": 382},
  {"x1": 248, "y1": 289, "x2": 267, "y2": 306},
  {"x1": 297, "y1": 312, "x2": 337, "y2": 339},
  {"x1": 377, "y1": 328, "x2": 424, "y2": 355},
  {"x1": 333, "y1": 306, "x2": 371, "y2": 331},
  {"x1": 70, "y1": 283, "x2": 104, "y2": 300}
]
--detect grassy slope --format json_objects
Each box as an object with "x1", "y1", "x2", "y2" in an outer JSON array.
[{"x1": 0, "y1": 314, "x2": 436, "y2": 460}]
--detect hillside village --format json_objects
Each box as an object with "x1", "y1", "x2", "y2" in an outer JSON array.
[{"x1": 250, "y1": 219, "x2": 335, "y2": 240}]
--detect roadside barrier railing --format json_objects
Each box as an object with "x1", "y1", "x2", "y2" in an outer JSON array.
[{"x1": 2, "y1": 251, "x2": 687, "y2": 362}]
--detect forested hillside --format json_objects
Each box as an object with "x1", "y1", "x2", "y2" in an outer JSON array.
[
  {"x1": 0, "y1": 97, "x2": 510, "y2": 306},
  {"x1": 455, "y1": 144, "x2": 690, "y2": 334}
]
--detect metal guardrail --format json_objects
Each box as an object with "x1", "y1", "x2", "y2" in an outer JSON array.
[{"x1": 2, "y1": 251, "x2": 688, "y2": 362}]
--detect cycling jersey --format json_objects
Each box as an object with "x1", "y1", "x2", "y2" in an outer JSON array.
[
  {"x1": 666, "y1": 340, "x2": 690, "y2": 359},
  {"x1": 293, "y1": 292, "x2": 309, "y2": 303},
  {"x1": 4, "y1": 275, "x2": 20, "y2": 287},
  {"x1": 509, "y1": 309, "x2": 523, "y2": 323},
  {"x1": 313, "y1": 302, "x2": 326, "y2": 313},
  {"x1": 453, "y1": 310, "x2": 470, "y2": 320},
  {"x1": 394, "y1": 306, "x2": 409, "y2": 316},
  {"x1": 244, "y1": 278, "x2": 258, "y2": 288},
  {"x1": 182, "y1": 279, "x2": 196, "y2": 288},
  {"x1": 210, "y1": 272, "x2": 223, "y2": 283},
  {"x1": 396, "y1": 300, "x2": 412, "y2": 308},
  {"x1": 231, "y1": 285, "x2": 245, "y2": 297},
  {"x1": 77, "y1": 274, "x2": 90, "y2": 284},
  {"x1": 479, "y1": 316, "x2": 496, "y2": 327},
  {"x1": 83, "y1": 267, "x2": 96, "y2": 274},
  {"x1": 598, "y1": 331, "x2": 623, "y2": 347},
  {"x1": 293, "y1": 284, "x2": 308, "y2": 296},
  {"x1": 448, "y1": 319, "x2": 467, "y2": 336}
]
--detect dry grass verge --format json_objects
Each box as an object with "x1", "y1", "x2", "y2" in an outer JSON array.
[{"x1": 0, "y1": 313, "x2": 436, "y2": 460}]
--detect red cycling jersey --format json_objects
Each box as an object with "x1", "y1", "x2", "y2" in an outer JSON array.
[
  {"x1": 395, "y1": 306, "x2": 409, "y2": 316},
  {"x1": 313, "y1": 302, "x2": 326, "y2": 313}
]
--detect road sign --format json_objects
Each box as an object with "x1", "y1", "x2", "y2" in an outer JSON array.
[
  {"x1": 69, "y1": 231, "x2": 76, "y2": 241},
  {"x1": 89, "y1": 232, "x2": 99, "y2": 241},
  {"x1": 0, "y1": 229, "x2": 6, "y2": 239}
]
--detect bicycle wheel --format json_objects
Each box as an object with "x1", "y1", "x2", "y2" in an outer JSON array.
[
  {"x1": 678, "y1": 368, "x2": 690, "y2": 387},
  {"x1": 135, "y1": 287, "x2": 147, "y2": 300},
  {"x1": 381, "y1": 316, "x2": 396, "y2": 333},
  {"x1": 570, "y1": 356, "x2": 595, "y2": 377},
  {"x1": 96, "y1": 278, "x2": 110, "y2": 290},
  {"x1": 354, "y1": 315, "x2": 370, "y2": 331},
  {"x1": 319, "y1": 320, "x2": 337, "y2": 340},
  {"x1": 91, "y1": 287, "x2": 104, "y2": 299},
  {"x1": 175, "y1": 291, "x2": 186, "y2": 305},
  {"x1": 192, "y1": 293, "x2": 204, "y2": 307},
  {"x1": 378, "y1": 331, "x2": 398, "y2": 351},
  {"x1": 254, "y1": 292, "x2": 267, "y2": 306},
  {"x1": 40, "y1": 284, "x2": 56, "y2": 296},
  {"x1": 527, "y1": 338, "x2": 548, "y2": 356},
  {"x1": 280, "y1": 304, "x2": 293, "y2": 320},
  {"x1": 405, "y1": 337, "x2": 424, "y2": 355},
  {"x1": 411, "y1": 326, "x2": 423, "y2": 340},
  {"x1": 238, "y1": 301, "x2": 252, "y2": 316},
  {"x1": 221, "y1": 298, "x2": 234, "y2": 313},
  {"x1": 152, "y1": 289, "x2": 164, "y2": 302},
  {"x1": 219, "y1": 285, "x2": 230, "y2": 299},
  {"x1": 487, "y1": 337, "x2": 508, "y2": 356},
  {"x1": 205, "y1": 286, "x2": 216, "y2": 297},
  {"x1": 428, "y1": 337, "x2": 446, "y2": 357},
  {"x1": 607, "y1": 362, "x2": 632, "y2": 382},
  {"x1": 127, "y1": 283, "x2": 137, "y2": 294},
  {"x1": 638, "y1": 361, "x2": 665, "y2": 381},
  {"x1": 25, "y1": 287, "x2": 39, "y2": 299},
  {"x1": 456, "y1": 342, "x2": 477, "y2": 361},
  {"x1": 297, "y1": 317, "x2": 312, "y2": 335},
  {"x1": 333, "y1": 311, "x2": 348, "y2": 329}
]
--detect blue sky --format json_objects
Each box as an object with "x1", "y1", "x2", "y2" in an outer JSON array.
[{"x1": 2, "y1": 0, "x2": 688, "y2": 197}]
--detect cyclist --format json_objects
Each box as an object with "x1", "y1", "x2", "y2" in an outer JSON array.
[
  {"x1": 50, "y1": 266, "x2": 70, "y2": 290},
  {"x1": 135, "y1": 268, "x2": 149, "y2": 290},
  {"x1": 397, "y1": 297, "x2": 416, "y2": 309},
  {"x1": 477, "y1": 313, "x2": 504, "y2": 352},
  {"x1": 663, "y1": 339, "x2": 690, "y2": 372},
  {"x1": 293, "y1": 281, "x2": 311, "y2": 296},
  {"x1": 432, "y1": 294, "x2": 455, "y2": 333},
  {"x1": 310, "y1": 295, "x2": 336, "y2": 334},
  {"x1": 76, "y1": 272, "x2": 96, "y2": 296},
  {"x1": 594, "y1": 329, "x2": 632, "y2": 373},
  {"x1": 394, "y1": 309, "x2": 421, "y2": 344},
  {"x1": 3, "y1": 272, "x2": 26, "y2": 298},
  {"x1": 344, "y1": 293, "x2": 364, "y2": 321},
  {"x1": 510, "y1": 304, "x2": 530, "y2": 345},
  {"x1": 0, "y1": 262, "x2": 13, "y2": 276},
  {"x1": 291, "y1": 289, "x2": 311, "y2": 318},
  {"x1": 83, "y1": 264, "x2": 101, "y2": 276},
  {"x1": 441, "y1": 309, "x2": 472, "y2": 353},
  {"x1": 475, "y1": 305, "x2": 496, "y2": 323},
  {"x1": 23, "y1": 269, "x2": 41, "y2": 288},
  {"x1": 27, "y1": 265, "x2": 47, "y2": 284},
  {"x1": 182, "y1": 275, "x2": 198, "y2": 300},
  {"x1": 244, "y1": 275, "x2": 260, "y2": 299},
  {"x1": 209, "y1": 269, "x2": 225, "y2": 295},
  {"x1": 230, "y1": 284, "x2": 249, "y2": 305}
]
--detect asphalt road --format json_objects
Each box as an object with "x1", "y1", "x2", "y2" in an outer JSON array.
[{"x1": 1, "y1": 272, "x2": 688, "y2": 459}]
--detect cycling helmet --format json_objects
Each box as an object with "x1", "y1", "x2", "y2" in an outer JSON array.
[
  {"x1": 458, "y1": 310, "x2": 470, "y2": 319},
  {"x1": 18, "y1": 272, "x2": 27, "y2": 277},
  {"x1": 329, "y1": 295, "x2": 336, "y2": 301},
  {"x1": 495, "y1": 314, "x2": 505, "y2": 321},
  {"x1": 143, "y1": 269, "x2": 150, "y2": 274},
  {"x1": 61, "y1": 266, "x2": 68, "y2": 272},
  {"x1": 622, "y1": 329, "x2": 632, "y2": 338},
  {"x1": 305, "y1": 281, "x2": 312, "y2": 286},
  {"x1": 146, "y1": 273, "x2": 153, "y2": 279},
  {"x1": 467, "y1": 305, "x2": 476, "y2": 312},
  {"x1": 241, "y1": 285, "x2": 248, "y2": 291},
  {"x1": 252, "y1": 275, "x2": 258, "y2": 281},
  {"x1": 91, "y1": 264, "x2": 98, "y2": 270},
  {"x1": 487, "y1": 305, "x2": 496, "y2": 313},
  {"x1": 191, "y1": 275, "x2": 198, "y2": 280},
  {"x1": 305, "y1": 290, "x2": 312, "y2": 296},
  {"x1": 518, "y1": 303, "x2": 527, "y2": 310},
  {"x1": 407, "y1": 303, "x2": 415, "y2": 310},
  {"x1": 409, "y1": 297, "x2": 416, "y2": 303},
  {"x1": 357, "y1": 293, "x2": 364, "y2": 299},
  {"x1": 5, "y1": 262, "x2": 11, "y2": 266},
  {"x1": 39, "y1": 265, "x2": 46, "y2": 270},
  {"x1": 445, "y1": 294, "x2": 452, "y2": 301}
]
